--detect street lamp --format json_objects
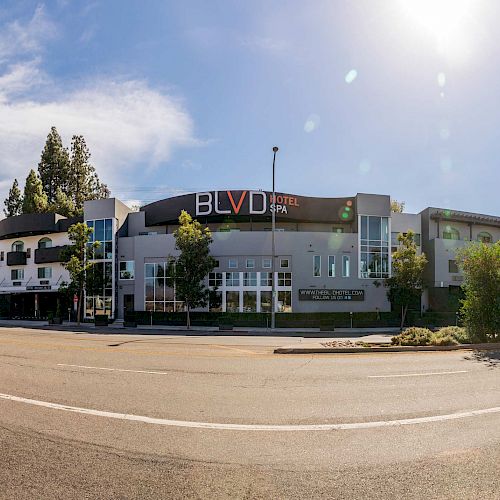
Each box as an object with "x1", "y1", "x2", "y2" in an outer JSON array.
[{"x1": 271, "y1": 146, "x2": 279, "y2": 330}]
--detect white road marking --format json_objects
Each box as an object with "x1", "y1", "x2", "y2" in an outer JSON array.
[
  {"x1": 1, "y1": 392, "x2": 499, "y2": 431},
  {"x1": 368, "y1": 370, "x2": 468, "y2": 379},
  {"x1": 57, "y1": 364, "x2": 171, "y2": 375}
]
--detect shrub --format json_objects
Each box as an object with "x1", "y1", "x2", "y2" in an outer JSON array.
[
  {"x1": 391, "y1": 327, "x2": 433, "y2": 346},
  {"x1": 430, "y1": 332, "x2": 458, "y2": 346},
  {"x1": 435, "y1": 326, "x2": 470, "y2": 344}
]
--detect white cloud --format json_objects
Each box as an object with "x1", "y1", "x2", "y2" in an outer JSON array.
[{"x1": 0, "y1": 8, "x2": 198, "y2": 205}]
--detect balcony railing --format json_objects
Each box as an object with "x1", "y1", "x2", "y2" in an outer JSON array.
[
  {"x1": 7, "y1": 251, "x2": 27, "y2": 266},
  {"x1": 34, "y1": 245, "x2": 69, "y2": 264}
]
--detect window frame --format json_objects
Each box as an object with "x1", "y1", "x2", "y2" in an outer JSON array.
[
  {"x1": 342, "y1": 255, "x2": 350, "y2": 278},
  {"x1": 119, "y1": 261, "x2": 135, "y2": 280},
  {"x1": 328, "y1": 255, "x2": 336, "y2": 277},
  {"x1": 313, "y1": 255, "x2": 321, "y2": 277}
]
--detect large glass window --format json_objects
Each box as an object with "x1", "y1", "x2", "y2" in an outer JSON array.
[
  {"x1": 225, "y1": 272, "x2": 240, "y2": 287},
  {"x1": 243, "y1": 272, "x2": 257, "y2": 286},
  {"x1": 260, "y1": 291, "x2": 272, "y2": 312},
  {"x1": 243, "y1": 291, "x2": 257, "y2": 312},
  {"x1": 209, "y1": 290, "x2": 222, "y2": 312},
  {"x1": 278, "y1": 291, "x2": 292, "y2": 312},
  {"x1": 278, "y1": 272, "x2": 292, "y2": 287},
  {"x1": 328, "y1": 256, "x2": 335, "y2": 277},
  {"x1": 144, "y1": 262, "x2": 183, "y2": 312},
  {"x1": 260, "y1": 272, "x2": 272, "y2": 287},
  {"x1": 359, "y1": 215, "x2": 390, "y2": 278},
  {"x1": 119, "y1": 261, "x2": 135, "y2": 280},
  {"x1": 226, "y1": 291, "x2": 240, "y2": 312},
  {"x1": 209, "y1": 272, "x2": 223, "y2": 287},
  {"x1": 313, "y1": 255, "x2": 321, "y2": 277}
]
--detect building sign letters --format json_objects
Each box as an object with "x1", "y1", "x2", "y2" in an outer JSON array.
[{"x1": 298, "y1": 289, "x2": 365, "y2": 301}]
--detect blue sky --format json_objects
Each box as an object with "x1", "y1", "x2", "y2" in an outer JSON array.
[{"x1": 0, "y1": 0, "x2": 499, "y2": 215}]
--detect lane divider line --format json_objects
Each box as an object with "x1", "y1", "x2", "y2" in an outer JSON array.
[
  {"x1": 57, "y1": 364, "x2": 171, "y2": 375},
  {"x1": 1, "y1": 392, "x2": 499, "y2": 432},
  {"x1": 368, "y1": 370, "x2": 468, "y2": 379}
]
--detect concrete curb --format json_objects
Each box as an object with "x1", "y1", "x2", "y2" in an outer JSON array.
[{"x1": 274, "y1": 343, "x2": 500, "y2": 354}]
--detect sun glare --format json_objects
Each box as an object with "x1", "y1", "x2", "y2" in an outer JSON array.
[{"x1": 399, "y1": 0, "x2": 479, "y2": 62}]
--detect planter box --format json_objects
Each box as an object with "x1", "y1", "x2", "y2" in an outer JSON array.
[
  {"x1": 219, "y1": 323, "x2": 234, "y2": 331},
  {"x1": 124, "y1": 321, "x2": 137, "y2": 328},
  {"x1": 49, "y1": 317, "x2": 62, "y2": 325}
]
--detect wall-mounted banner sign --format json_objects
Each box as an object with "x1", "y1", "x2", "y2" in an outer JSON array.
[
  {"x1": 26, "y1": 285, "x2": 52, "y2": 291},
  {"x1": 143, "y1": 191, "x2": 356, "y2": 225},
  {"x1": 298, "y1": 289, "x2": 365, "y2": 301}
]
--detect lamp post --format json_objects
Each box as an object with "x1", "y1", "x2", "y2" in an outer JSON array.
[{"x1": 271, "y1": 146, "x2": 279, "y2": 330}]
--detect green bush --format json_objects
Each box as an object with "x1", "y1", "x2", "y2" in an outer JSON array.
[
  {"x1": 435, "y1": 326, "x2": 470, "y2": 344},
  {"x1": 391, "y1": 327, "x2": 433, "y2": 346},
  {"x1": 430, "y1": 332, "x2": 458, "y2": 346}
]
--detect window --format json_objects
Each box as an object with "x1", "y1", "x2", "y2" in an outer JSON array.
[
  {"x1": 313, "y1": 255, "x2": 321, "y2": 277},
  {"x1": 342, "y1": 255, "x2": 350, "y2": 277},
  {"x1": 243, "y1": 272, "x2": 257, "y2": 286},
  {"x1": 448, "y1": 260, "x2": 459, "y2": 273},
  {"x1": 278, "y1": 272, "x2": 292, "y2": 287},
  {"x1": 209, "y1": 272, "x2": 223, "y2": 287},
  {"x1": 0, "y1": 251, "x2": 3, "y2": 261},
  {"x1": 225, "y1": 291, "x2": 240, "y2": 312},
  {"x1": 246, "y1": 258, "x2": 255, "y2": 269},
  {"x1": 144, "y1": 262, "x2": 183, "y2": 313},
  {"x1": 11, "y1": 241, "x2": 24, "y2": 252},
  {"x1": 228, "y1": 258, "x2": 238, "y2": 269},
  {"x1": 209, "y1": 290, "x2": 222, "y2": 312},
  {"x1": 37, "y1": 267, "x2": 52, "y2": 279},
  {"x1": 260, "y1": 272, "x2": 272, "y2": 287},
  {"x1": 443, "y1": 227, "x2": 460, "y2": 240},
  {"x1": 280, "y1": 258, "x2": 289, "y2": 268},
  {"x1": 243, "y1": 291, "x2": 257, "y2": 312},
  {"x1": 360, "y1": 215, "x2": 390, "y2": 278},
  {"x1": 328, "y1": 256, "x2": 336, "y2": 277},
  {"x1": 278, "y1": 291, "x2": 292, "y2": 312},
  {"x1": 260, "y1": 291, "x2": 272, "y2": 312},
  {"x1": 213, "y1": 259, "x2": 220, "y2": 268},
  {"x1": 477, "y1": 232, "x2": 492, "y2": 243},
  {"x1": 262, "y1": 258, "x2": 272, "y2": 269},
  {"x1": 119, "y1": 261, "x2": 135, "y2": 280},
  {"x1": 11, "y1": 269, "x2": 24, "y2": 280},
  {"x1": 38, "y1": 237, "x2": 52, "y2": 249},
  {"x1": 225, "y1": 272, "x2": 240, "y2": 287}
]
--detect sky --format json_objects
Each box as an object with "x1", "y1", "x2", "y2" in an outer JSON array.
[{"x1": 0, "y1": 0, "x2": 499, "y2": 215}]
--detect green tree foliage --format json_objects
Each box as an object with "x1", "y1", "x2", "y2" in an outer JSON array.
[
  {"x1": 68, "y1": 135, "x2": 109, "y2": 215},
  {"x1": 22, "y1": 169, "x2": 48, "y2": 214},
  {"x1": 390, "y1": 200, "x2": 405, "y2": 213},
  {"x1": 49, "y1": 187, "x2": 76, "y2": 217},
  {"x1": 62, "y1": 223, "x2": 100, "y2": 325},
  {"x1": 170, "y1": 210, "x2": 217, "y2": 328},
  {"x1": 38, "y1": 126, "x2": 70, "y2": 204},
  {"x1": 3, "y1": 178, "x2": 23, "y2": 217},
  {"x1": 386, "y1": 230, "x2": 428, "y2": 329},
  {"x1": 456, "y1": 241, "x2": 500, "y2": 341}
]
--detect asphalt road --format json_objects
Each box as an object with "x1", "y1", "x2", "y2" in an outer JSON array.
[{"x1": 0, "y1": 326, "x2": 499, "y2": 499}]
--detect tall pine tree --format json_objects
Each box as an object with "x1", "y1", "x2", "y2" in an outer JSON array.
[
  {"x1": 3, "y1": 179, "x2": 23, "y2": 217},
  {"x1": 22, "y1": 169, "x2": 48, "y2": 214},
  {"x1": 68, "y1": 135, "x2": 109, "y2": 215},
  {"x1": 37, "y1": 126, "x2": 70, "y2": 204}
]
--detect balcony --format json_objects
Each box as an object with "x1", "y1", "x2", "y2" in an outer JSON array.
[
  {"x1": 34, "y1": 245, "x2": 69, "y2": 264},
  {"x1": 7, "y1": 251, "x2": 27, "y2": 266}
]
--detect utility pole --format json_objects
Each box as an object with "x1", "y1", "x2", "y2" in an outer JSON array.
[{"x1": 271, "y1": 146, "x2": 279, "y2": 330}]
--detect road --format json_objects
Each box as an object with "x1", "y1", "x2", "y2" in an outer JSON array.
[{"x1": 0, "y1": 326, "x2": 499, "y2": 499}]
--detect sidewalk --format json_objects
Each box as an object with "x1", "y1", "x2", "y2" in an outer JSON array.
[{"x1": 0, "y1": 319, "x2": 401, "y2": 338}]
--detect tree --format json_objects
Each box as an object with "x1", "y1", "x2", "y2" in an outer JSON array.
[
  {"x1": 67, "y1": 135, "x2": 109, "y2": 215},
  {"x1": 391, "y1": 200, "x2": 405, "y2": 213},
  {"x1": 49, "y1": 187, "x2": 76, "y2": 217},
  {"x1": 386, "y1": 230, "x2": 427, "y2": 329},
  {"x1": 170, "y1": 210, "x2": 217, "y2": 329},
  {"x1": 456, "y1": 241, "x2": 500, "y2": 341},
  {"x1": 38, "y1": 126, "x2": 70, "y2": 204},
  {"x1": 3, "y1": 179, "x2": 23, "y2": 217},
  {"x1": 22, "y1": 169, "x2": 48, "y2": 213},
  {"x1": 62, "y1": 223, "x2": 99, "y2": 325}
]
